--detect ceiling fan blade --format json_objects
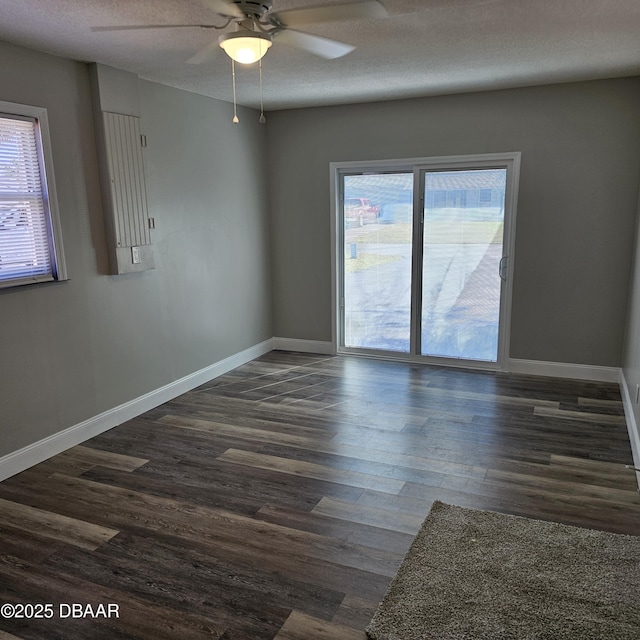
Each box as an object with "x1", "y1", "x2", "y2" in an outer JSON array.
[
  {"x1": 186, "y1": 40, "x2": 221, "y2": 65},
  {"x1": 200, "y1": 0, "x2": 245, "y2": 19},
  {"x1": 92, "y1": 0, "x2": 243, "y2": 32},
  {"x1": 274, "y1": 29, "x2": 355, "y2": 59},
  {"x1": 91, "y1": 24, "x2": 218, "y2": 32},
  {"x1": 270, "y1": 0, "x2": 388, "y2": 28}
]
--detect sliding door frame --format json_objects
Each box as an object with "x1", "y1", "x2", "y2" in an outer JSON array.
[{"x1": 330, "y1": 152, "x2": 521, "y2": 370}]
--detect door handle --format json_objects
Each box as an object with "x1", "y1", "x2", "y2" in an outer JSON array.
[{"x1": 499, "y1": 256, "x2": 508, "y2": 281}]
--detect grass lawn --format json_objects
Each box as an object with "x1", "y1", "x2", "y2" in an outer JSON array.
[
  {"x1": 347, "y1": 222, "x2": 503, "y2": 245},
  {"x1": 344, "y1": 252, "x2": 402, "y2": 273}
]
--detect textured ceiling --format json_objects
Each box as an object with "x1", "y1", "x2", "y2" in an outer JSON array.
[{"x1": 1, "y1": 0, "x2": 639, "y2": 111}]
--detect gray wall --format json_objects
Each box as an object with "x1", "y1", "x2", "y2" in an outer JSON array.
[
  {"x1": 267, "y1": 78, "x2": 640, "y2": 366},
  {"x1": 0, "y1": 41, "x2": 272, "y2": 458}
]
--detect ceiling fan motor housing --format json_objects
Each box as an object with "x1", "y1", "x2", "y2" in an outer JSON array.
[{"x1": 232, "y1": 0, "x2": 273, "y2": 20}]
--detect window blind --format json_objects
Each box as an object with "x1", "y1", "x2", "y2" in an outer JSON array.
[{"x1": 0, "y1": 114, "x2": 54, "y2": 285}]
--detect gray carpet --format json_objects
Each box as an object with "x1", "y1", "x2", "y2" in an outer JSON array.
[{"x1": 366, "y1": 501, "x2": 640, "y2": 640}]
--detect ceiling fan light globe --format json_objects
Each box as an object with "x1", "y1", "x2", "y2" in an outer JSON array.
[{"x1": 219, "y1": 32, "x2": 272, "y2": 64}]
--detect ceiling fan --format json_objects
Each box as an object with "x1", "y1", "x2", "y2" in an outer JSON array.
[{"x1": 92, "y1": 0, "x2": 389, "y2": 65}]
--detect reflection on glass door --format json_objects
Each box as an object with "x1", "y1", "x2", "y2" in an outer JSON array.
[
  {"x1": 342, "y1": 172, "x2": 413, "y2": 352},
  {"x1": 421, "y1": 169, "x2": 506, "y2": 361}
]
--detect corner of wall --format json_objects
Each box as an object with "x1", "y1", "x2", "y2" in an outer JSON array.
[
  {"x1": 272, "y1": 337, "x2": 336, "y2": 355},
  {"x1": 619, "y1": 370, "x2": 640, "y2": 491}
]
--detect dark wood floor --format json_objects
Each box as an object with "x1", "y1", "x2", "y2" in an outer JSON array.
[{"x1": 1, "y1": 351, "x2": 639, "y2": 639}]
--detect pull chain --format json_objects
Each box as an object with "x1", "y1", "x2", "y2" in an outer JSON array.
[
  {"x1": 259, "y1": 57, "x2": 266, "y2": 124},
  {"x1": 232, "y1": 59, "x2": 239, "y2": 124}
]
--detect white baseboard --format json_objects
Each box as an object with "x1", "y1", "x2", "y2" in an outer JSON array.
[
  {"x1": 0, "y1": 338, "x2": 274, "y2": 482},
  {"x1": 507, "y1": 358, "x2": 621, "y2": 383},
  {"x1": 273, "y1": 337, "x2": 335, "y2": 355},
  {"x1": 619, "y1": 372, "x2": 640, "y2": 491}
]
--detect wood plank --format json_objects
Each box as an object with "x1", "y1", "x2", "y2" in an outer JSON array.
[
  {"x1": 256, "y1": 504, "x2": 414, "y2": 554},
  {"x1": 274, "y1": 611, "x2": 367, "y2": 640},
  {"x1": 533, "y1": 405, "x2": 627, "y2": 424},
  {"x1": 81, "y1": 459, "x2": 364, "y2": 514},
  {"x1": 217, "y1": 449, "x2": 405, "y2": 495},
  {"x1": 57, "y1": 445, "x2": 149, "y2": 472},
  {"x1": 0, "y1": 522, "x2": 67, "y2": 563},
  {"x1": 578, "y1": 396, "x2": 623, "y2": 408},
  {"x1": 410, "y1": 384, "x2": 562, "y2": 410},
  {"x1": 331, "y1": 594, "x2": 380, "y2": 630},
  {"x1": 312, "y1": 496, "x2": 426, "y2": 536},
  {"x1": 159, "y1": 415, "x2": 331, "y2": 448},
  {"x1": 476, "y1": 455, "x2": 637, "y2": 491},
  {"x1": 485, "y1": 468, "x2": 640, "y2": 504},
  {"x1": 0, "y1": 497, "x2": 119, "y2": 551}
]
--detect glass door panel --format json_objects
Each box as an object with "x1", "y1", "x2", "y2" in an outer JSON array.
[
  {"x1": 421, "y1": 169, "x2": 506, "y2": 361},
  {"x1": 342, "y1": 172, "x2": 413, "y2": 352}
]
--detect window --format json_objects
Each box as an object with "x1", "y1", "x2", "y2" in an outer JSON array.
[{"x1": 0, "y1": 101, "x2": 66, "y2": 289}]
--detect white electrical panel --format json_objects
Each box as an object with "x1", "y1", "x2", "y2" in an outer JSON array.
[
  {"x1": 90, "y1": 63, "x2": 154, "y2": 275},
  {"x1": 104, "y1": 112, "x2": 151, "y2": 250}
]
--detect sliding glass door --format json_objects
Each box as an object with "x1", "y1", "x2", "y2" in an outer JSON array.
[
  {"x1": 336, "y1": 154, "x2": 519, "y2": 368},
  {"x1": 341, "y1": 172, "x2": 413, "y2": 352},
  {"x1": 420, "y1": 168, "x2": 507, "y2": 361}
]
